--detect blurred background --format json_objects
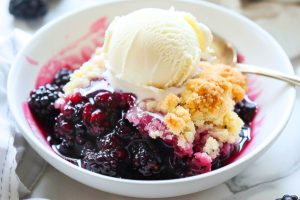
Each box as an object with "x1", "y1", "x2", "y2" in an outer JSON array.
[{"x1": 1, "y1": 0, "x2": 300, "y2": 66}]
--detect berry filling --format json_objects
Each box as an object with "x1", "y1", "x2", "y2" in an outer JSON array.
[{"x1": 27, "y1": 67, "x2": 257, "y2": 180}]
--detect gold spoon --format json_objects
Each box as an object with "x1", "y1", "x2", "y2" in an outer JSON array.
[{"x1": 212, "y1": 34, "x2": 300, "y2": 86}]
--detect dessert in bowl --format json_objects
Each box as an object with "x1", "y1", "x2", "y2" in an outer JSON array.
[
  {"x1": 7, "y1": 0, "x2": 295, "y2": 198},
  {"x1": 27, "y1": 7, "x2": 256, "y2": 180}
]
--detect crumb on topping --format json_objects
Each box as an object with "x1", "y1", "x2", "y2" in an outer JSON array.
[
  {"x1": 159, "y1": 94, "x2": 180, "y2": 113},
  {"x1": 148, "y1": 130, "x2": 162, "y2": 139},
  {"x1": 164, "y1": 113, "x2": 186, "y2": 136},
  {"x1": 164, "y1": 105, "x2": 196, "y2": 143},
  {"x1": 203, "y1": 137, "x2": 220, "y2": 159},
  {"x1": 145, "y1": 100, "x2": 159, "y2": 112}
]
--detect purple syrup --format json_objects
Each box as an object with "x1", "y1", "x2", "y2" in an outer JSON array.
[
  {"x1": 225, "y1": 97, "x2": 257, "y2": 164},
  {"x1": 211, "y1": 97, "x2": 257, "y2": 169},
  {"x1": 234, "y1": 96, "x2": 257, "y2": 151}
]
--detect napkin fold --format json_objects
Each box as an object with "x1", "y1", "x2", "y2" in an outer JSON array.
[{"x1": 0, "y1": 29, "x2": 47, "y2": 200}]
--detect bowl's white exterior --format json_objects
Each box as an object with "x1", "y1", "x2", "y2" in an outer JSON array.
[{"x1": 7, "y1": 0, "x2": 296, "y2": 198}]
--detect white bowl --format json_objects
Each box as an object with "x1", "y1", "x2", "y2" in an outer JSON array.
[{"x1": 7, "y1": 0, "x2": 296, "y2": 198}]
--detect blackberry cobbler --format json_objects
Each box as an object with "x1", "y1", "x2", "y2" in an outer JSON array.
[{"x1": 27, "y1": 8, "x2": 257, "y2": 180}]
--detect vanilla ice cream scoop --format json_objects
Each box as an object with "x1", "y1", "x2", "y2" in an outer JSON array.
[{"x1": 103, "y1": 8, "x2": 212, "y2": 89}]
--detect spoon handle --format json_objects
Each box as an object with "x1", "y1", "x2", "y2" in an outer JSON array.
[{"x1": 238, "y1": 64, "x2": 300, "y2": 86}]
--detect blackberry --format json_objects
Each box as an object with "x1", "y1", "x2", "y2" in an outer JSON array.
[
  {"x1": 97, "y1": 133, "x2": 123, "y2": 150},
  {"x1": 154, "y1": 139, "x2": 191, "y2": 179},
  {"x1": 82, "y1": 102, "x2": 116, "y2": 136},
  {"x1": 115, "y1": 117, "x2": 140, "y2": 140},
  {"x1": 234, "y1": 96, "x2": 257, "y2": 125},
  {"x1": 52, "y1": 69, "x2": 73, "y2": 89},
  {"x1": 53, "y1": 90, "x2": 136, "y2": 158},
  {"x1": 53, "y1": 93, "x2": 94, "y2": 158},
  {"x1": 169, "y1": 156, "x2": 191, "y2": 178},
  {"x1": 128, "y1": 140, "x2": 162, "y2": 177},
  {"x1": 114, "y1": 92, "x2": 136, "y2": 110},
  {"x1": 82, "y1": 90, "x2": 128, "y2": 136},
  {"x1": 276, "y1": 195, "x2": 299, "y2": 200},
  {"x1": 54, "y1": 117, "x2": 96, "y2": 158},
  {"x1": 28, "y1": 84, "x2": 60, "y2": 126},
  {"x1": 9, "y1": 0, "x2": 48, "y2": 19},
  {"x1": 82, "y1": 149, "x2": 127, "y2": 177},
  {"x1": 93, "y1": 91, "x2": 115, "y2": 108}
]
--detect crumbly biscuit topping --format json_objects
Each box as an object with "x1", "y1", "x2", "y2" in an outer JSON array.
[
  {"x1": 198, "y1": 61, "x2": 247, "y2": 102},
  {"x1": 159, "y1": 62, "x2": 246, "y2": 146},
  {"x1": 63, "y1": 48, "x2": 105, "y2": 95},
  {"x1": 160, "y1": 94, "x2": 180, "y2": 113}
]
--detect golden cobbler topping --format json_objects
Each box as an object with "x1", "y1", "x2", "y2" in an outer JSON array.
[{"x1": 159, "y1": 62, "x2": 246, "y2": 145}]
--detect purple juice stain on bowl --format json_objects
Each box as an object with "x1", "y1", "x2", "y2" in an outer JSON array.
[{"x1": 34, "y1": 17, "x2": 107, "y2": 89}]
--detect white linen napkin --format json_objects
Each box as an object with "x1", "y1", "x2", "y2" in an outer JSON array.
[{"x1": 0, "y1": 29, "x2": 47, "y2": 200}]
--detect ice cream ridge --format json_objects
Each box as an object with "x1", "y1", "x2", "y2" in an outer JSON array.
[{"x1": 63, "y1": 8, "x2": 247, "y2": 161}]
